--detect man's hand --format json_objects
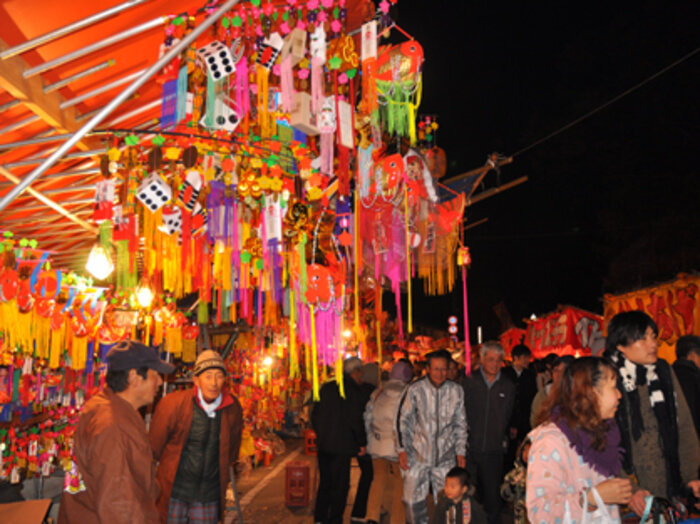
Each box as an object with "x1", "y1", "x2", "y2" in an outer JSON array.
[
  {"x1": 628, "y1": 488, "x2": 652, "y2": 516},
  {"x1": 457, "y1": 455, "x2": 466, "y2": 468},
  {"x1": 398, "y1": 451, "x2": 409, "y2": 471}
]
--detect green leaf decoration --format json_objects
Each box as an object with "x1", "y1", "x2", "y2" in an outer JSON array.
[
  {"x1": 255, "y1": 259, "x2": 264, "y2": 270},
  {"x1": 172, "y1": 16, "x2": 184, "y2": 26},
  {"x1": 19, "y1": 239, "x2": 28, "y2": 247},
  {"x1": 328, "y1": 56, "x2": 342, "y2": 70},
  {"x1": 28, "y1": 239, "x2": 37, "y2": 249},
  {"x1": 125, "y1": 135, "x2": 139, "y2": 146},
  {"x1": 273, "y1": 11, "x2": 279, "y2": 21},
  {"x1": 0, "y1": 245, "x2": 4, "y2": 253},
  {"x1": 346, "y1": 68, "x2": 357, "y2": 79},
  {"x1": 152, "y1": 135, "x2": 166, "y2": 146},
  {"x1": 221, "y1": 17, "x2": 230, "y2": 29},
  {"x1": 240, "y1": 251, "x2": 252, "y2": 264},
  {"x1": 231, "y1": 15, "x2": 243, "y2": 27},
  {"x1": 251, "y1": 0, "x2": 261, "y2": 6},
  {"x1": 4, "y1": 231, "x2": 13, "y2": 238},
  {"x1": 282, "y1": 11, "x2": 289, "y2": 21},
  {"x1": 333, "y1": 6, "x2": 340, "y2": 18}
]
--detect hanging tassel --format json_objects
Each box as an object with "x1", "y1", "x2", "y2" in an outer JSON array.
[
  {"x1": 289, "y1": 286, "x2": 299, "y2": 378},
  {"x1": 407, "y1": 77, "x2": 423, "y2": 146},
  {"x1": 362, "y1": 58, "x2": 378, "y2": 118},
  {"x1": 205, "y1": 72, "x2": 217, "y2": 129},
  {"x1": 375, "y1": 287, "x2": 382, "y2": 364},
  {"x1": 236, "y1": 57, "x2": 249, "y2": 118},
  {"x1": 320, "y1": 131, "x2": 334, "y2": 175},
  {"x1": 462, "y1": 264, "x2": 472, "y2": 376},
  {"x1": 353, "y1": 188, "x2": 361, "y2": 340},
  {"x1": 310, "y1": 305, "x2": 320, "y2": 401},
  {"x1": 280, "y1": 54, "x2": 295, "y2": 112},
  {"x1": 256, "y1": 65, "x2": 270, "y2": 137},
  {"x1": 311, "y1": 57, "x2": 325, "y2": 115},
  {"x1": 404, "y1": 184, "x2": 413, "y2": 334}
]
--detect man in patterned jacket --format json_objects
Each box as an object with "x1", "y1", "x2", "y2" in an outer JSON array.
[{"x1": 397, "y1": 349, "x2": 468, "y2": 523}]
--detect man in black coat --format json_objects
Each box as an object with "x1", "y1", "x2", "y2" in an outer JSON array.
[
  {"x1": 673, "y1": 335, "x2": 700, "y2": 437},
  {"x1": 463, "y1": 341, "x2": 516, "y2": 524},
  {"x1": 312, "y1": 357, "x2": 367, "y2": 524},
  {"x1": 502, "y1": 344, "x2": 538, "y2": 467}
]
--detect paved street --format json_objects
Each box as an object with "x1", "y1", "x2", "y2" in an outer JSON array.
[{"x1": 226, "y1": 437, "x2": 514, "y2": 524}]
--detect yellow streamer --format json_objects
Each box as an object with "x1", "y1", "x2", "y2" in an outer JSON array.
[
  {"x1": 310, "y1": 305, "x2": 320, "y2": 401},
  {"x1": 289, "y1": 285, "x2": 299, "y2": 378}
]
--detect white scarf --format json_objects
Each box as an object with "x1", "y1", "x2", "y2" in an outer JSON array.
[{"x1": 197, "y1": 388, "x2": 222, "y2": 418}]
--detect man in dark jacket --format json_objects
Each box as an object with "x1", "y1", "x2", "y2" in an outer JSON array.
[
  {"x1": 312, "y1": 357, "x2": 367, "y2": 524},
  {"x1": 59, "y1": 340, "x2": 174, "y2": 524},
  {"x1": 501, "y1": 344, "x2": 537, "y2": 468},
  {"x1": 149, "y1": 350, "x2": 243, "y2": 524},
  {"x1": 462, "y1": 341, "x2": 515, "y2": 524},
  {"x1": 673, "y1": 334, "x2": 700, "y2": 437}
]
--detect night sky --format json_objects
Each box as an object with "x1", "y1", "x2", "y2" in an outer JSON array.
[{"x1": 386, "y1": 1, "x2": 700, "y2": 340}]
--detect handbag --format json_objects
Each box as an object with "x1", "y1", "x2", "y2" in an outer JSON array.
[{"x1": 564, "y1": 487, "x2": 619, "y2": 524}]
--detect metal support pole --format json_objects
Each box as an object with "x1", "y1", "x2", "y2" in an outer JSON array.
[
  {"x1": 60, "y1": 69, "x2": 145, "y2": 109},
  {"x1": 23, "y1": 17, "x2": 166, "y2": 79},
  {"x1": 0, "y1": 0, "x2": 241, "y2": 211},
  {"x1": 0, "y1": 114, "x2": 40, "y2": 136},
  {"x1": 0, "y1": 99, "x2": 21, "y2": 113},
  {"x1": 44, "y1": 60, "x2": 115, "y2": 93},
  {"x1": 1, "y1": 0, "x2": 148, "y2": 60},
  {"x1": 0, "y1": 132, "x2": 73, "y2": 151},
  {"x1": 3, "y1": 148, "x2": 105, "y2": 169}
]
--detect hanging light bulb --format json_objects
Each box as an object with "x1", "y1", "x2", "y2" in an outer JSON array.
[
  {"x1": 136, "y1": 285, "x2": 154, "y2": 309},
  {"x1": 85, "y1": 243, "x2": 114, "y2": 280}
]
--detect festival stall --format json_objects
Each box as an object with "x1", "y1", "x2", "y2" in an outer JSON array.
[
  {"x1": 518, "y1": 305, "x2": 604, "y2": 359},
  {"x1": 0, "y1": 0, "x2": 468, "y2": 486},
  {"x1": 603, "y1": 273, "x2": 700, "y2": 362}
]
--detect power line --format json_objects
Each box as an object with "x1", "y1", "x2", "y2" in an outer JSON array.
[{"x1": 511, "y1": 46, "x2": 700, "y2": 158}]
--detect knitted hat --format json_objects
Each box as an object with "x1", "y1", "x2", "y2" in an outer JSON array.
[{"x1": 193, "y1": 350, "x2": 226, "y2": 376}]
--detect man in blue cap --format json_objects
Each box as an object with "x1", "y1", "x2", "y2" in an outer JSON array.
[{"x1": 59, "y1": 339, "x2": 175, "y2": 524}]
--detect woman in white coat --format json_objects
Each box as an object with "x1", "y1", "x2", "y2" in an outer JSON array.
[{"x1": 363, "y1": 360, "x2": 413, "y2": 524}]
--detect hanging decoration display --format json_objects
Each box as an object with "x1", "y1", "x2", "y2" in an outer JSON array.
[{"x1": 0, "y1": 0, "x2": 471, "y2": 482}]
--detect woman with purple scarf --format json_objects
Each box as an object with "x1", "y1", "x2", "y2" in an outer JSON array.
[{"x1": 526, "y1": 357, "x2": 632, "y2": 523}]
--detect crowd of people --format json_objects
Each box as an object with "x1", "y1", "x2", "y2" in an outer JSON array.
[
  {"x1": 312, "y1": 311, "x2": 700, "y2": 524},
  {"x1": 48, "y1": 310, "x2": 700, "y2": 524}
]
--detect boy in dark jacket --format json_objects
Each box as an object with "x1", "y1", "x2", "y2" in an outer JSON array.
[{"x1": 432, "y1": 467, "x2": 487, "y2": 524}]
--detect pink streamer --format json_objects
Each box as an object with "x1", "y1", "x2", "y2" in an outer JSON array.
[
  {"x1": 236, "y1": 58, "x2": 249, "y2": 117},
  {"x1": 463, "y1": 265, "x2": 472, "y2": 376},
  {"x1": 311, "y1": 57, "x2": 324, "y2": 115},
  {"x1": 280, "y1": 54, "x2": 295, "y2": 112},
  {"x1": 320, "y1": 132, "x2": 334, "y2": 174}
]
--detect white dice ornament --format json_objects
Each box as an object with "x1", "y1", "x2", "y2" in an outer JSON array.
[{"x1": 137, "y1": 173, "x2": 172, "y2": 212}]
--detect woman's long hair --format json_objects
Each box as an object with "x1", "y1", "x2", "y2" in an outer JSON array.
[{"x1": 537, "y1": 356, "x2": 616, "y2": 451}]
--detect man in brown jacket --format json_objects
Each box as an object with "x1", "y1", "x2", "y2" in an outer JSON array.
[
  {"x1": 150, "y1": 350, "x2": 243, "y2": 523},
  {"x1": 58, "y1": 340, "x2": 175, "y2": 523}
]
